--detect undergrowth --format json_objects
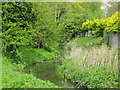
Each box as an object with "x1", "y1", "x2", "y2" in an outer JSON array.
[
  {"x1": 66, "y1": 37, "x2": 103, "y2": 49},
  {"x1": 59, "y1": 37, "x2": 119, "y2": 88},
  {"x1": 2, "y1": 46, "x2": 60, "y2": 88},
  {"x1": 10, "y1": 46, "x2": 60, "y2": 65}
]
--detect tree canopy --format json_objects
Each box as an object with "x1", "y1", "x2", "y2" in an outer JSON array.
[{"x1": 2, "y1": 2, "x2": 103, "y2": 56}]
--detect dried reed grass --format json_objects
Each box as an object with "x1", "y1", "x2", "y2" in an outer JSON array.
[{"x1": 67, "y1": 44, "x2": 118, "y2": 70}]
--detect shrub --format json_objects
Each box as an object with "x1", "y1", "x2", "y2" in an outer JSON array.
[
  {"x1": 81, "y1": 19, "x2": 106, "y2": 37},
  {"x1": 11, "y1": 47, "x2": 60, "y2": 65},
  {"x1": 81, "y1": 11, "x2": 119, "y2": 37},
  {"x1": 60, "y1": 18, "x2": 82, "y2": 41},
  {"x1": 104, "y1": 11, "x2": 119, "y2": 33},
  {"x1": 2, "y1": 2, "x2": 36, "y2": 55},
  {"x1": 2, "y1": 2, "x2": 60, "y2": 57}
]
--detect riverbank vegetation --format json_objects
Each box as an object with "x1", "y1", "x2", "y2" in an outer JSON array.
[
  {"x1": 59, "y1": 37, "x2": 119, "y2": 88},
  {"x1": 1, "y1": 1, "x2": 119, "y2": 88},
  {"x1": 2, "y1": 56, "x2": 58, "y2": 88}
]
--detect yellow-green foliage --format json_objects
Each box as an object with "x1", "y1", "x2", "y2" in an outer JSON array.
[
  {"x1": 82, "y1": 19, "x2": 106, "y2": 37},
  {"x1": 81, "y1": 11, "x2": 119, "y2": 37},
  {"x1": 82, "y1": 20, "x2": 93, "y2": 31},
  {"x1": 104, "y1": 11, "x2": 119, "y2": 33}
]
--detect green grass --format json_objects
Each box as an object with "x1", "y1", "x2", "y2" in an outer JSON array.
[
  {"x1": 66, "y1": 37, "x2": 103, "y2": 48},
  {"x1": 2, "y1": 56, "x2": 59, "y2": 88},
  {"x1": 2, "y1": 42, "x2": 61, "y2": 88}
]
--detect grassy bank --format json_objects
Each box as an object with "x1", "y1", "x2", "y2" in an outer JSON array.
[
  {"x1": 59, "y1": 37, "x2": 119, "y2": 88},
  {"x1": 2, "y1": 56, "x2": 59, "y2": 88},
  {"x1": 66, "y1": 37, "x2": 103, "y2": 48},
  {"x1": 2, "y1": 46, "x2": 60, "y2": 88},
  {"x1": 12, "y1": 47, "x2": 60, "y2": 65}
]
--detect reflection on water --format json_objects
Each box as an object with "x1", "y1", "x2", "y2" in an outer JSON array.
[{"x1": 25, "y1": 62, "x2": 76, "y2": 88}]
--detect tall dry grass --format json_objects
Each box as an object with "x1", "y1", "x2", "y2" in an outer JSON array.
[{"x1": 67, "y1": 44, "x2": 118, "y2": 71}]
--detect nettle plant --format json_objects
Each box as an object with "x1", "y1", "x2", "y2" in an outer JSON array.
[{"x1": 81, "y1": 11, "x2": 119, "y2": 37}]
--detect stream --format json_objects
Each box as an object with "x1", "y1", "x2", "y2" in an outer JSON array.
[{"x1": 25, "y1": 61, "x2": 76, "y2": 88}]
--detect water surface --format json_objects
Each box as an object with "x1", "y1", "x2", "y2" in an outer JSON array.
[{"x1": 25, "y1": 62, "x2": 76, "y2": 88}]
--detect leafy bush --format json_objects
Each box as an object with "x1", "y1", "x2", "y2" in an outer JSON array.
[
  {"x1": 104, "y1": 11, "x2": 119, "y2": 33},
  {"x1": 81, "y1": 11, "x2": 119, "y2": 37},
  {"x1": 30, "y1": 3, "x2": 60, "y2": 49},
  {"x1": 60, "y1": 16, "x2": 82, "y2": 41},
  {"x1": 2, "y1": 2, "x2": 36, "y2": 55},
  {"x1": 11, "y1": 47, "x2": 60, "y2": 65},
  {"x1": 2, "y1": 56, "x2": 59, "y2": 88},
  {"x1": 2, "y1": 2, "x2": 60, "y2": 57},
  {"x1": 81, "y1": 19, "x2": 106, "y2": 37}
]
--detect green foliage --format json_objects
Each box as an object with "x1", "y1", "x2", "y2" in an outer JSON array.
[
  {"x1": 59, "y1": 59, "x2": 118, "y2": 88},
  {"x1": 104, "y1": 11, "x2": 119, "y2": 33},
  {"x1": 2, "y1": 2, "x2": 104, "y2": 57},
  {"x1": 30, "y1": 3, "x2": 59, "y2": 49},
  {"x1": 105, "y1": 2, "x2": 118, "y2": 17},
  {"x1": 81, "y1": 19, "x2": 106, "y2": 37},
  {"x1": 52, "y1": 2, "x2": 103, "y2": 41},
  {"x1": 81, "y1": 11, "x2": 119, "y2": 37},
  {"x1": 2, "y1": 56, "x2": 59, "y2": 88},
  {"x1": 81, "y1": 2, "x2": 103, "y2": 19},
  {"x1": 2, "y1": 2, "x2": 36, "y2": 55},
  {"x1": 66, "y1": 37, "x2": 103, "y2": 49},
  {"x1": 2, "y1": 2, "x2": 110, "y2": 88},
  {"x1": 61, "y1": 17, "x2": 82, "y2": 41},
  {"x1": 13, "y1": 47, "x2": 60, "y2": 65},
  {"x1": 2, "y1": 2, "x2": 60, "y2": 57}
]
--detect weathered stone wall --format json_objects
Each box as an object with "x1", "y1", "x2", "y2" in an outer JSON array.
[
  {"x1": 108, "y1": 32, "x2": 120, "y2": 48},
  {"x1": 80, "y1": 32, "x2": 85, "y2": 37},
  {"x1": 103, "y1": 31, "x2": 109, "y2": 44},
  {"x1": 84, "y1": 31, "x2": 120, "y2": 48},
  {"x1": 85, "y1": 31, "x2": 93, "y2": 37}
]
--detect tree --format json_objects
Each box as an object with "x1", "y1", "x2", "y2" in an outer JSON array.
[
  {"x1": 2, "y1": 2, "x2": 36, "y2": 55},
  {"x1": 54, "y1": 2, "x2": 103, "y2": 40},
  {"x1": 28, "y1": 2, "x2": 60, "y2": 50},
  {"x1": 106, "y1": 2, "x2": 118, "y2": 17}
]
